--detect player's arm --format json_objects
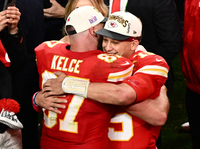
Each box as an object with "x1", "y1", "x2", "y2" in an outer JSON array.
[
  {"x1": 43, "y1": 74, "x2": 135, "y2": 105},
  {"x1": 124, "y1": 85, "x2": 170, "y2": 126},
  {"x1": 55, "y1": 54, "x2": 168, "y2": 105},
  {"x1": 87, "y1": 82, "x2": 136, "y2": 105},
  {"x1": 86, "y1": 73, "x2": 159, "y2": 105},
  {"x1": 42, "y1": 71, "x2": 136, "y2": 105},
  {"x1": 43, "y1": 71, "x2": 158, "y2": 106},
  {"x1": 87, "y1": 80, "x2": 169, "y2": 126},
  {"x1": 42, "y1": 71, "x2": 169, "y2": 125}
]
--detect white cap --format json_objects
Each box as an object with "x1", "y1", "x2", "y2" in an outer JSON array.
[
  {"x1": 65, "y1": 6, "x2": 105, "y2": 35},
  {"x1": 96, "y1": 11, "x2": 142, "y2": 40}
]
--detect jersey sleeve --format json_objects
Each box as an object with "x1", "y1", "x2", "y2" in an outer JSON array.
[
  {"x1": 95, "y1": 54, "x2": 134, "y2": 83},
  {"x1": 34, "y1": 41, "x2": 53, "y2": 76},
  {"x1": 35, "y1": 41, "x2": 66, "y2": 89},
  {"x1": 123, "y1": 51, "x2": 169, "y2": 102},
  {"x1": 34, "y1": 41, "x2": 65, "y2": 73}
]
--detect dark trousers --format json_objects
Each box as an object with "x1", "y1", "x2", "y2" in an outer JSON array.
[
  {"x1": 14, "y1": 59, "x2": 40, "y2": 149},
  {"x1": 186, "y1": 87, "x2": 200, "y2": 149}
]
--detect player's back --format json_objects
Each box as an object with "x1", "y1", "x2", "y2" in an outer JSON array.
[{"x1": 35, "y1": 41, "x2": 134, "y2": 149}]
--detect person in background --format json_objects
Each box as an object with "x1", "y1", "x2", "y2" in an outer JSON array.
[
  {"x1": 173, "y1": 0, "x2": 190, "y2": 132},
  {"x1": 0, "y1": 98, "x2": 23, "y2": 149},
  {"x1": 43, "y1": 0, "x2": 108, "y2": 42},
  {"x1": 174, "y1": 0, "x2": 184, "y2": 32},
  {"x1": 43, "y1": 0, "x2": 68, "y2": 41},
  {"x1": 13, "y1": 0, "x2": 44, "y2": 148},
  {"x1": 0, "y1": 5, "x2": 25, "y2": 148},
  {"x1": 180, "y1": 0, "x2": 200, "y2": 148},
  {"x1": 0, "y1": 5, "x2": 26, "y2": 99},
  {"x1": 60, "y1": 0, "x2": 108, "y2": 45}
]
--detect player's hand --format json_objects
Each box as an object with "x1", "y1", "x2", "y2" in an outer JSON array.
[
  {"x1": 43, "y1": 71, "x2": 67, "y2": 97},
  {"x1": 6, "y1": 6, "x2": 21, "y2": 34},
  {"x1": 35, "y1": 90, "x2": 67, "y2": 114},
  {"x1": 0, "y1": 10, "x2": 8, "y2": 32},
  {"x1": 43, "y1": 0, "x2": 65, "y2": 18}
]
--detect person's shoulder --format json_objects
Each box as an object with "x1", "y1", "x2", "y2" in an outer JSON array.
[
  {"x1": 131, "y1": 50, "x2": 169, "y2": 71},
  {"x1": 43, "y1": 40, "x2": 68, "y2": 48},
  {"x1": 96, "y1": 53, "x2": 132, "y2": 65},
  {"x1": 95, "y1": 53, "x2": 134, "y2": 79},
  {"x1": 35, "y1": 40, "x2": 68, "y2": 52}
]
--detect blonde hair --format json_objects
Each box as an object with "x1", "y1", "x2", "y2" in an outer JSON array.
[{"x1": 64, "y1": 0, "x2": 108, "y2": 21}]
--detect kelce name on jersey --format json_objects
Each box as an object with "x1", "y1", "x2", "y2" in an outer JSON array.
[{"x1": 51, "y1": 55, "x2": 83, "y2": 74}]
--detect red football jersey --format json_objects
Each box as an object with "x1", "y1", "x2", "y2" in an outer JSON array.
[
  {"x1": 34, "y1": 41, "x2": 134, "y2": 149},
  {"x1": 108, "y1": 50, "x2": 169, "y2": 149}
]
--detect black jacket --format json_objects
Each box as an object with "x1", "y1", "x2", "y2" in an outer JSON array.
[{"x1": 0, "y1": 27, "x2": 27, "y2": 99}]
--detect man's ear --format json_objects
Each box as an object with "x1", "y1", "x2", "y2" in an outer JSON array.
[
  {"x1": 130, "y1": 40, "x2": 139, "y2": 51},
  {"x1": 89, "y1": 26, "x2": 97, "y2": 37}
]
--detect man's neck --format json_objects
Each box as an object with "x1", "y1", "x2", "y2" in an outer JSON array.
[
  {"x1": 69, "y1": 30, "x2": 98, "y2": 52},
  {"x1": 70, "y1": 45, "x2": 96, "y2": 52},
  {"x1": 69, "y1": 34, "x2": 98, "y2": 52}
]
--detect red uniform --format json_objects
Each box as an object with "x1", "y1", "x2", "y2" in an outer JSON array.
[
  {"x1": 108, "y1": 49, "x2": 169, "y2": 149},
  {"x1": 181, "y1": 0, "x2": 200, "y2": 94},
  {"x1": 34, "y1": 41, "x2": 133, "y2": 149}
]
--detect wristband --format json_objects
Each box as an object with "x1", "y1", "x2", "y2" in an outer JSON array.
[
  {"x1": 32, "y1": 92, "x2": 39, "y2": 106},
  {"x1": 62, "y1": 77, "x2": 90, "y2": 98}
]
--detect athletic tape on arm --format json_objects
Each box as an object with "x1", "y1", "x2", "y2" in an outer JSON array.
[{"x1": 62, "y1": 77, "x2": 90, "y2": 98}]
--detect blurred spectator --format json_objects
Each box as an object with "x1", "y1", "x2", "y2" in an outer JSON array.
[
  {"x1": 43, "y1": 0, "x2": 68, "y2": 41},
  {"x1": 174, "y1": 0, "x2": 184, "y2": 32},
  {"x1": 0, "y1": 5, "x2": 26, "y2": 99},
  {"x1": 60, "y1": 0, "x2": 108, "y2": 46},
  {"x1": 180, "y1": 0, "x2": 200, "y2": 148},
  {"x1": 12, "y1": 0, "x2": 44, "y2": 148},
  {"x1": 0, "y1": 98, "x2": 23, "y2": 149}
]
